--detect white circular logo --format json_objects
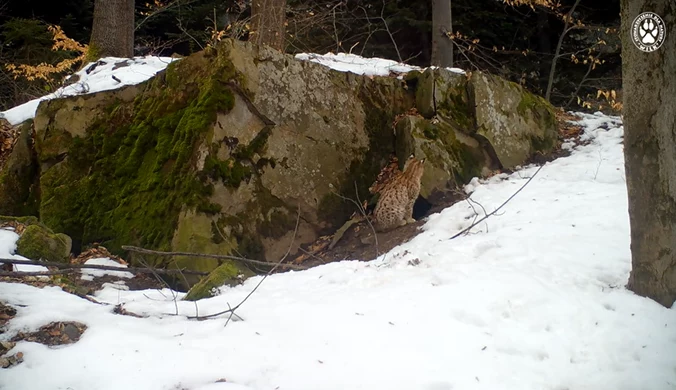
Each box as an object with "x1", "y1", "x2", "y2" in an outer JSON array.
[{"x1": 631, "y1": 12, "x2": 666, "y2": 52}]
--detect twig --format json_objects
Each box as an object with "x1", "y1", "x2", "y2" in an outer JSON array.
[
  {"x1": 121, "y1": 246, "x2": 307, "y2": 270},
  {"x1": 135, "y1": 256, "x2": 180, "y2": 316},
  {"x1": 378, "y1": 0, "x2": 402, "y2": 62},
  {"x1": 0, "y1": 269, "x2": 80, "y2": 277},
  {"x1": 329, "y1": 183, "x2": 379, "y2": 257},
  {"x1": 449, "y1": 165, "x2": 544, "y2": 240},
  {"x1": 0, "y1": 258, "x2": 209, "y2": 276}
]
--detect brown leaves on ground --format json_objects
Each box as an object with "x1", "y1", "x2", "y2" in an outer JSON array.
[
  {"x1": 11, "y1": 321, "x2": 87, "y2": 346},
  {"x1": 0, "y1": 220, "x2": 27, "y2": 236},
  {"x1": 556, "y1": 110, "x2": 584, "y2": 142},
  {"x1": 72, "y1": 244, "x2": 128, "y2": 265},
  {"x1": 0, "y1": 306, "x2": 85, "y2": 369}
]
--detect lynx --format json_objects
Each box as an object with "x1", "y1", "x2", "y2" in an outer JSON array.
[{"x1": 373, "y1": 155, "x2": 425, "y2": 232}]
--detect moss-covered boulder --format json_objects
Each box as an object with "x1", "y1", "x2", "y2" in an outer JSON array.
[
  {"x1": 16, "y1": 224, "x2": 72, "y2": 263},
  {"x1": 469, "y1": 72, "x2": 557, "y2": 169},
  {"x1": 0, "y1": 121, "x2": 39, "y2": 216},
  {"x1": 27, "y1": 38, "x2": 558, "y2": 287},
  {"x1": 183, "y1": 262, "x2": 247, "y2": 301}
]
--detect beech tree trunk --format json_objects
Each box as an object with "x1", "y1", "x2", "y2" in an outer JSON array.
[
  {"x1": 431, "y1": 0, "x2": 453, "y2": 67},
  {"x1": 89, "y1": 0, "x2": 135, "y2": 59},
  {"x1": 621, "y1": 0, "x2": 676, "y2": 307},
  {"x1": 250, "y1": 0, "x2": 286, "y2": 50}
]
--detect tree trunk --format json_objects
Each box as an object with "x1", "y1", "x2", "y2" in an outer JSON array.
[
  {"x1": 431, "y1": 0, "x2": 453, "y2": 67},
  {"x1": 250, "y1": 0, "x2": 286, "y2": 50},
  {"x1": 88, "y1": 0, "x2": 135, "y2": 59},
  {"x1": 621, "y1": 0, "x2": 676, "y2": 308}
]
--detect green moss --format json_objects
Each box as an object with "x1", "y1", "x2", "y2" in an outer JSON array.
[
  {"x1": 517, "y1": 91, "x2": 558, "y2": 153},
  {"x1": 417, "y1": 118, "x2": 483, "y2": 184},
  {"x1": 234, "y1": 127, "x2": 272, "y2": 160},
  {"x1": 38, "y1": 44, "x2": 242, "y2": 260},
  {"x1": 16, "y1": 224, "x2": 72, "y2": 263},
  {"x1": 203, "y1": 156, "x2": 252, "y2": 188},
  {"x1": 437, "y1": 82, "x2": 474, "y2": 132},
  {"x1": 421, "y1": 122, "x2": 439, "y2": 139},
  {"x1": 517, "y1": 91, "x2": 538, "y2": 117},
  {"x1": 183, "y1": 261, "x2": 241, "y2": 301}
]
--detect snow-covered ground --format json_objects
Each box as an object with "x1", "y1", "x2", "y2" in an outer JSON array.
[
  {"x1": 80, "y1": 258, "x2": 134, "y2": 281},
  {"x1": 1, "y1": 111, "x2": 675, "y2": 390},
  {"x1": 0, "y1": 56, "x2": 175, "y2": 126}
]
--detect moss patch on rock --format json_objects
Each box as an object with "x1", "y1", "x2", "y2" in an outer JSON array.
[
  {"x1": 16, "y1": 224, "x2": 72, "y2": 263},
  {"x1": 183, "y1": 261, "x2": 242, "y2": 301},
  {"x1": 37, "y1": 43, "x2": 243, "y2": 262}
]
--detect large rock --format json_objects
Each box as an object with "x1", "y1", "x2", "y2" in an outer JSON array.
[
  {"x1": 413, "y1": 67, "x2": 557, "y2": 170},
  {"x1": 469, "y1": 72, "x2": 557, "y2": 169},
  {"x1": 15, "y1": 39, "x2": 558, "y2": 286}
]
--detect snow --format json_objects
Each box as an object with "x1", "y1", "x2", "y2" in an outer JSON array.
[
  {"x1": 0, "y1": 56, "x2": 176, "y2": 125},
  {"x1": 295, "y1": 52, "x2": 465, "y2": 77},
  {"x1": 1, "y1": 111, "x2": 675, "y2": 390},
  {"x1": 80, "y1": 257, "x2": 134, "y2": 281},
  {"x1": 0, "y1": 229, "x2": 48, "y2": 274}
]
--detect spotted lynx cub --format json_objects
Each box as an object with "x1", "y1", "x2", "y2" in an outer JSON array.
[{"x1": 373, "y1": 155, "x2": 425, "y2": 232}]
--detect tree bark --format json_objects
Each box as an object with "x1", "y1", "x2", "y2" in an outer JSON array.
[
  {"x1": 250, "y1": 0, "x2": 286, "y2": 50},
  {"x1": 431, "y1": 0, "x2": 453, "y2": 67},
  {"x1": 621, "y1": 0, "x2": 676, "y2": 308},
  {"x1": 88, "y1": 0, "x2": 135, "y2": 59}
]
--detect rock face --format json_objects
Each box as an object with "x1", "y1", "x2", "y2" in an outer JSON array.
[
  {"x1": 5, "y1": 39, "x2": 557, "y2": 286},
  {"x1": 0, "y1": 120, "x2": 39, "y2": 216}
]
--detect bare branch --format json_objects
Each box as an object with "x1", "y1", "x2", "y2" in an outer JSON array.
[
  {"x1": 449, "y1": 165, "x2": 544, "y2": 240},
  {"x1": 0, "y1": 258, "x2": 209, "y2": 276},
  {"x1": 121, "y1": 246, "x2": 307, "y2": 270}
]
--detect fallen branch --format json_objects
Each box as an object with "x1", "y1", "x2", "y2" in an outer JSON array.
[
  {"x1": 449, "y1": 165, "x2": 544, "y2": 240},
  {"x1": 121, "y1": 246, "x2": 307, "y2": 270},
  {"x1": 0, "y1": 258, "x2": 209, "y2": 276},
  {"x1": 0, "y1": 269, "x2": 82, "y2": 277}
]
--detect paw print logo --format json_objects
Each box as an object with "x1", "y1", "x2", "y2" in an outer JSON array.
[
  {"x1": 632, "y1": 12, "x2": 665, "y2": 52},
  {"x1": 639, "y1": 19, "x2": 658, "y2": 44}
]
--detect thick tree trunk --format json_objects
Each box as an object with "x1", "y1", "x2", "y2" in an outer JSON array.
[
  {"x1": 89, "y1": 0, "x2": 135, "y2": 59},
  {"x1": 250, "y1": 0, "x2": 286, "y2": 50},
  {"x1": 431, "y1": 0, "x2": 453, "y2": 67},
  {"x1": 621, "y1": 0, "x2": 676, "y2": 307}
]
